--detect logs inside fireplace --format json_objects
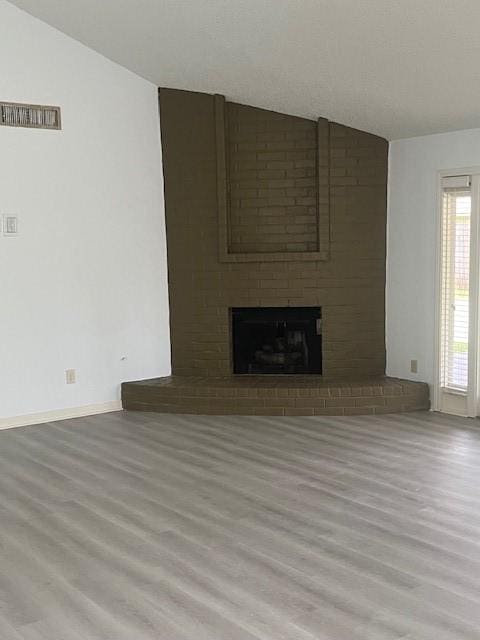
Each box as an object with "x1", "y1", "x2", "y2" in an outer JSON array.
[{"x1": 232, "y1": 307, "x2": 322, "y2": 374}]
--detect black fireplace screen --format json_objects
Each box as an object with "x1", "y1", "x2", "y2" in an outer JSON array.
[{"x1": 232, "y1": 307, "x2": 322, "y2": 374}]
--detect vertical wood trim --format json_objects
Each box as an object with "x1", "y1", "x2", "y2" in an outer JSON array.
[
  {"x1": 468, "y1": 175, "x2": 480, "y2": 416},
  {"x1": 317, "y1": 118, "x2": 331, "y2": 258},
  {"x1": 432, "y1": 171, "x2": 443, "y2": 412},
  {"x1": 215, "y1": 94, "x2": 229, "y2": 262}
]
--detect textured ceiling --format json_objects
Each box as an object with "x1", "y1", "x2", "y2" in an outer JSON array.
[{"x1": 7, "y1": 0, "x2": 480, "y2": 139}]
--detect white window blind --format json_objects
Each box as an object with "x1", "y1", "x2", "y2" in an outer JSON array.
[{"x1": 440, "y1": 177, "x2": 471, "y2": 392}]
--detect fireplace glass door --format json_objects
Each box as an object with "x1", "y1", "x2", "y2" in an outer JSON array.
[{"x1": 232, "y1": 307, "x2": 322, "y2": 374}]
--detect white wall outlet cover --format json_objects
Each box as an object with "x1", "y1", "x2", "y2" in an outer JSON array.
[
  {"x1": 65, "y1": 369, "x2": 76, "y2": 384},
  {"x1": 3, "y1": 214, "x2": 18, "y2": 236}
]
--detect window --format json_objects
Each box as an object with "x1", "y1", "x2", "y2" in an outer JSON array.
[
  {"x1": 440, "y1": 181, "x2": 471, "y2": 391},
  {"x1": 437, "y1": 173, "x2": 480, "y2": 416}
]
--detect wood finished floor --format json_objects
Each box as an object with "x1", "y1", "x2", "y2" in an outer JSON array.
[{"x1": 1, "y1": 411, "x2": 480, "y2": 639}]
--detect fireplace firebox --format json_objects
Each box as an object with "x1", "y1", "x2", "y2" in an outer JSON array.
[{"x1": 232, "y1": 307, "x2": 322, "y2": 374}]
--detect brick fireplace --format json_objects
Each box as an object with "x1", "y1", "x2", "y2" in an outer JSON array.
[
  {"x1": 121, "y1": 88, "x2": 429, "y2": 415},
  {"x1": 159, "y1": 88, "x2": 388, "y2": 379}
]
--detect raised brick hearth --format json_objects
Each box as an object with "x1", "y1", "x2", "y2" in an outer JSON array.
[{"x1": 122, "y1": 376, "x2": 430, "y2": 416}]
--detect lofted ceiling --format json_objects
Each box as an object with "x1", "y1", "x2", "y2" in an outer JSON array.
[{"x1": 8, "y1": 0, "x2": 480, "y2": 140}]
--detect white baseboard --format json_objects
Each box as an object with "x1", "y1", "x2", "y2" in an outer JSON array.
[{"x1": 0, "y1": 401, "x2": 123, "y2": 431}]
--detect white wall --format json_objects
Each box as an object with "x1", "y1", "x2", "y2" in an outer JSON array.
[
  {"x1": 387, "y1": 127, "x2": 480, "y2": 386},
  {"x1": 0, "y1": 1, "x2": 170, "y2": 422}
]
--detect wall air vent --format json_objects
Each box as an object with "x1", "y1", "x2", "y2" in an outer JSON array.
[{"x1": 0, "y1": 101, "x2": 61, "y2": 130}]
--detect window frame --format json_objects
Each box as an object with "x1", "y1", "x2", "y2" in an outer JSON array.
[{"x1": 434, "y1": 168, "x2": 480, "y2": 416}]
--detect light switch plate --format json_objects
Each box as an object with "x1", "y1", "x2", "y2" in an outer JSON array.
[{"x1": 3, "y1": 215, "x2": 18, "y2": 236}]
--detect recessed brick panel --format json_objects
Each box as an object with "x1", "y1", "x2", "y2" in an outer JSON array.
[{"x1": 227, "y1": 102, "x2": 319, "y2": 254}]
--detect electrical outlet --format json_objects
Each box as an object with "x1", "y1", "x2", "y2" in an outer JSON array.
[
  {"x1": 65, "y1": 369, "x2": 76, "y2": 384},
  {"x1": 410, "y1": 359, "x2": 418, "y2": 374}
]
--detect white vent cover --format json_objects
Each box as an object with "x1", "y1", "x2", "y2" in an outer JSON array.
[{"x1": 0, "y1": 101, "x2": 61, "y2": 130}]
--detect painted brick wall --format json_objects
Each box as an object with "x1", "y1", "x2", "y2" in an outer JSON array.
[
  {"x1": 227, "y1": 102, "x2": 319, "y2": 254},
  {"x1": 159, "y1": 88, "x2": 388, "y2": 379}
]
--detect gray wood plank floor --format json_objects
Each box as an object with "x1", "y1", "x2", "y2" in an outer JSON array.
[{"x1": 1, "y1": 410, "x2": 480, "y2": 639}]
